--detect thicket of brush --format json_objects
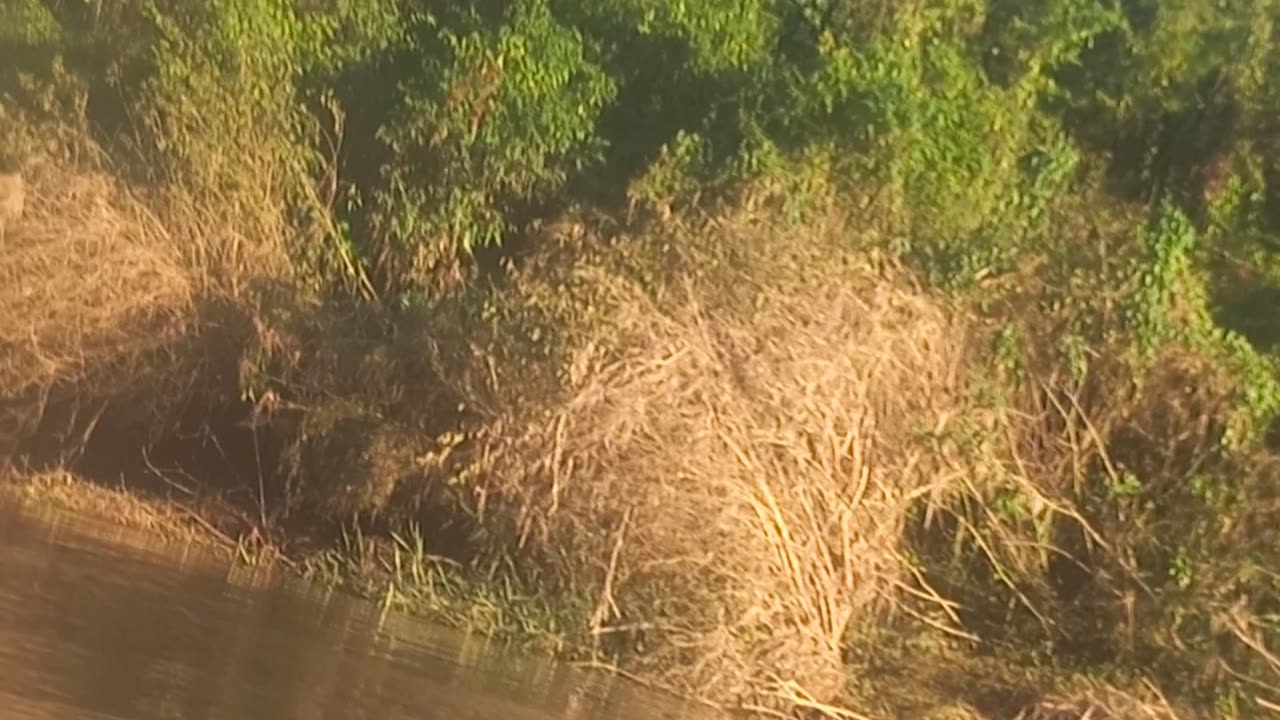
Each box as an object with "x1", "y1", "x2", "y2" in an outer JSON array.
[{"x1": 3, "y1": 0, "x2": 1280, "y2": 717}]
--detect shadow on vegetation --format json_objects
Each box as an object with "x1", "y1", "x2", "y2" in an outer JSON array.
[{"x1": 1216, "y1": 285, "x2": 1280, "y2": 354}]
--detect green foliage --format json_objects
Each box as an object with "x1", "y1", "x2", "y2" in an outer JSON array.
[
  {"x1": 145, "y1": 1, "x2": 315, "y2": 192},
  {"x1": 1121, "y1": 203, "x2": 1280, "y2": 447},
  {"x1": 586, "y1": 0, "x2": 780, "y2": 74},
  {"x1": 755, "y1": 4, "x2": 1096, "y2": 287},
  {"x1": 372, "y1": 1, "x2": 614, "y2": 291},
  {"x1": 981, "y1": 0, "x2": 1124, "y2": 87},
  {"x1": 626, "y1": 130, "x2": 714, "y2": 212},
  {"x1": 1118, "y1": 0, "x2": 1276, "y2": 114},
  {"x1": 1051, "y1": 0, "x2": 1280, "y2": 208},
  {"x1": 0, "y1": 0, "x2": 62, "y2": 46},
  {"x1": 135, "y1": 0, "x2": 404, "y2": 290},
  {"x1": 1127, "y1": 203, "x2": 1198, "y2": 359},
  {"x1": 993, "y1": 325, "x2": 1025, "y2": 384},
  {"x1": 144, "y1": 0, "x2": 400, "y2": 184},
  {"x1": 1212, "y1": 332, "x2": 1280, "y2": 450}
]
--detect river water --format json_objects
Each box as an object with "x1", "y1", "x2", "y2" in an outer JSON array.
[{"x1": 0, "y1": 504, "x2": 723, "y2": 720}]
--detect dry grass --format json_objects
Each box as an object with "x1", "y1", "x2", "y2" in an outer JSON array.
[
  {"x1": 1219, "y1": 602, "x2": 1280, "y2": 715},
  {"x1": 0, "y1": 468, "x2": 234, "y2": 550},
  {"x1": 0, "y1": 162, "x2": 195, "y2": 395},
  {"x1": 0, "y1": 124, "x2": 297, "y2": 462},
  {"x1": 433, "y1": 211, "x2": 985, "y2": 709},
  {"x1": 0, "y1": 160, "x2": 212, "y2": 461},
  {"x1": 0, "y1": 172, "x2": 23, "y2": 234},
  {"x1": 1012, "y1": 681, "x2": 1187, "y2": 720}
]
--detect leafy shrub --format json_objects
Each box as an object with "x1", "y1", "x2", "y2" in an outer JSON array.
[
  {"x1": 366, "y1": 1, "x2": 613, "y2": 296},
  {"x1": 142, "y1": 0, "x2": 403, "y2": 291}
]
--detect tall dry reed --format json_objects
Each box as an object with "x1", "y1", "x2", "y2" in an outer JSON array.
[{"x1": 444, "y1": 213, "x2": 979, "y2": 708}]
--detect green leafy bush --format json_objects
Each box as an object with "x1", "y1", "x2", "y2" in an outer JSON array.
[
  {"x1": 137, "y1": 0, "x2": 403, "y2": 292},
  {"x1": 370, "y1": 1, "x2": 614, "y2": 295}
]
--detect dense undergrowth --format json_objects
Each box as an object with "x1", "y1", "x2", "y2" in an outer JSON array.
[{"x1": 3, "y1": 0, "x2": 1280, "y2": 717}]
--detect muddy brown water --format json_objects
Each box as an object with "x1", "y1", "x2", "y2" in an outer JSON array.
[{"x1": 0, "y1": 504, "x2": 724, "y2": 720}]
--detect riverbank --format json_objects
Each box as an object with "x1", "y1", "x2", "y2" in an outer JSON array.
[
  {"x1": 0, "y1": 466, "x2": 1192, "y2": 720},
  {"x1": 0, "y1": 469, "x2": 235, "y2": 548},
  {"x1": 0, "y1": 467, "x2": 573, "y2": 650},
  {"x1": 1, "y1": 151, "x2": 1275, "y2": 720},
  {"x1": 5, "y1": 1, "x2": 1280, "y2": 717},
  {"x1": 2, "y1": 153, "x2": 1274, "y2": 718}
]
